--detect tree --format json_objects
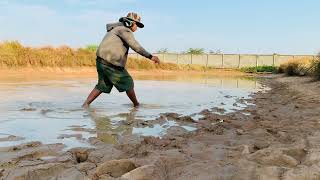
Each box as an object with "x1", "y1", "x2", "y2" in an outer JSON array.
[
  {"x1": 85, "y1": 44, "x2": 98, "y2": 52},
  {"x1": 186, "y1": 48, "x2": 205, "y2": 55},
  {"x1": 157, "y1": 48, "x2": 169, "y2": 53},
  {"x1": 209, "y1": 49, "x2": 222, "y2": 54}
]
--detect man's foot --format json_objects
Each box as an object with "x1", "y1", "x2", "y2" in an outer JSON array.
[{"x1": 133, "y1": 102, "x2": 140, "y2": 107}]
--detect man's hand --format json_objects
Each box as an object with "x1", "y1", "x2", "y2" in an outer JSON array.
[{"x1": 151, "y1": 56, "x2": 160, "y2": 64}]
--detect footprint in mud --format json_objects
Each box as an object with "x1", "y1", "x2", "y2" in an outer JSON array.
[
  {"x1": 224, "y1": 95, "x2": 231, "y2": 98},
  {"x1": 40, "y1": 109, "x2": 54, "y2": 115},
  {"x1": 233, "y1": 103, "x2": 240, "y2": 107},
  {"x1": 28, "y1": 102, "x2": 55, "y2": 108},
  {"x1": 40, "y1": 108, "x2": 87, "y2": 119},
  {"x1": 20, "y1": 107, "x2": 37, "y2": 111},
  {"x1": 20, "y1": 102, "x2": 55, "y2": 113}
]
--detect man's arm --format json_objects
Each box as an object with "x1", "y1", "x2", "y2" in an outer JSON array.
[{"x1": 118, "y1": 28, "x2": 153, "y2": 59}]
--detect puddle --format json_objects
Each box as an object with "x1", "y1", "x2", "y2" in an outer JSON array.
[
  {"x1": 0, "y1": 75, "x2": 268, "y2": 149},
  {"x1": 132, "y1": 120, "x2": 178, "y2": 137},
  {"x1": 190, "y1": 114, "x2": 205, "y2": 122},
  {"x1": 40, "y1": 156, "x2": 57, "y2": 161}
]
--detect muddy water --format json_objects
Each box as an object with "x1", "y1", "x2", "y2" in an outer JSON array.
[{"x1": 0, "y1": 75, "x2": 265, "y2": 149}]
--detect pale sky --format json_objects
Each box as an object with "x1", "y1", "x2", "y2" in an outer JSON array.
[{"x1": 0, "y1": 0, "x2": 319, "y2": 54}]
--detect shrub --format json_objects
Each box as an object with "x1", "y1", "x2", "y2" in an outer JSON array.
[
  {"x1": 279, "y1": 58, "x2": 312, "y2": 76},
  {"x1": 240, "y1": 66, "x2": 277, "y2": 73},
  {"x1": 311, "y1": 56, "x2": 320, "y2": 79},
  {"x1": 85, "y1": 44, "x2": 98, "y2": 52},
  {"x1": 186, "y1": 48, "x2": 205, "y2": 55}
]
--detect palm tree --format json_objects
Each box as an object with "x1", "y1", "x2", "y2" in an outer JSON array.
[
  {"x1": 186, "y1": 48, "x2": 205, "y2": 55},
  {"x1": 209, "y1": 49, "x2": 222, "y2": 54},
  {"x1": 157, "y1": 48, "x2": 169, "y2": 53}
]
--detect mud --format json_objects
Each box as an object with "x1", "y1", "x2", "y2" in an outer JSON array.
[
  {"x1": 1, "y1": 75, "x2": 320, "y2": 180},
  {"x1": 0, "y1": 74, "x2": 259, "y2": 148},
  {"x1": 0, "y1": 135, "x2": 25, "y2": 142}
]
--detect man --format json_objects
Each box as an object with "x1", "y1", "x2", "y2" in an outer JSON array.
[{"x1": 82, "y1": 12, "x2": 160, "y2": 108}]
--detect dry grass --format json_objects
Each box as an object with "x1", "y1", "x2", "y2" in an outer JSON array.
[
  {"x1": 278, "y1": 58, "x2": 313, "y2": 76},
  {"x1": 312, "y1": 55, "x2": 320, "y2": 79},
  {"x1": 0, "y1": 41, "x2": 212, "y2": 71},
  {"x1": 0, "y1": 41, "x2": 96, "y2": 67}
]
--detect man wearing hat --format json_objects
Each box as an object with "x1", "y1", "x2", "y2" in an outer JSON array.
[{"x1": 82, "y1": 12, "x2": 160, "y2": 108}]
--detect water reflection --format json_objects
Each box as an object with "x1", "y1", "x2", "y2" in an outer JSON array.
[{"x1": 86, "y1": 107, "x2": 138, "y2": 144}]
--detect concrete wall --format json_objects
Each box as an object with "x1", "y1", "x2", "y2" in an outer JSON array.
[
  {"x1": 257, "y1": 55, "x2": 274, "y2": 66},
  {"x1": 239, "y1": 55, "x2": 257, "y2": 68},
  {"x1": 128, "y1": 53, "x2": 315, "y2": 68},
  {"x1": 191, "y1": 55, "x2": 208, "y2": 66},
  {"x1": 207, "y1": 54, "x2": 223, "y2": 67},
  {"x1": 223, "y1": 54, "x2": 240, "y2": 68},
  {"x1": 178, "y1": 54, "x2": 191, "y2": 65}
]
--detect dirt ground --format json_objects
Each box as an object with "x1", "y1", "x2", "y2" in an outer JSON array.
[
  {"x1": 1, "y1": 74, "x2": 320, "y2": 180},
  {"x1": 0, "y1": 67, "x2": 247, "y2": 83}
]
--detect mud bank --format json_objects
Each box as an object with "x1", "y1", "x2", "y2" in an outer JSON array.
[{"x1": 1, "y1": 75, "x2": 320, "y2": 180}]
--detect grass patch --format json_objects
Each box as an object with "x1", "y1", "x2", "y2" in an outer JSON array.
[
  {"x1": 240, "y1": 66, "x2": 277, "y2": 73},
  {"x1": 0, "y1": 41, "x2": 96, "y2": 67},
  {"x1": 278, "y1": 58, "x2": 313, "y2": 76},
  {"x1": 311, "y1": 58, "x2": 320, "y2": 79}
]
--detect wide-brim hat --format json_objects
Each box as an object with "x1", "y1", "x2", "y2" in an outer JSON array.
[{"x1": 120, "y1": 12, "x2": 144, "y2": 28}]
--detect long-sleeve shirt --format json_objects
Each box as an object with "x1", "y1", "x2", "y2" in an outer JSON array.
[{"x1": 96, "y1": 22, "x2": 152, "y2": 67}]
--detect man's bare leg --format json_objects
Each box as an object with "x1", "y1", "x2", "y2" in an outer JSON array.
[
  {"x1": 126, "y1": 88, "x2": 139, "y2": 107},
  {"x1": 82, "y1": 88, "x2": 102, "y2": 108}
]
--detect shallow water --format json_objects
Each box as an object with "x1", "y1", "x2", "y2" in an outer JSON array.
[{"x1": 0, "y1": 75, "x2": 265, "y2": 148}]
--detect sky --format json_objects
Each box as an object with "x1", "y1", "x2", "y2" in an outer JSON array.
[{"x1": 0, "y1": 0, "x2": 319, "y2": 54}]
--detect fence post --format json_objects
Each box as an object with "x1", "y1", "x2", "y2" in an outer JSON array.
[
  {"x1": 163, "y1": 53, "x2": 166, "y2": 62},
  {"x1": 255, "y1": 55, "x2": 258, "y2": 67},
  {"x1": 177, "y1": 54, "x2": 179, "y2": 64},
  {"x1": 222, "y1": 54, "x2": 224, "y2": 68},
  {"x1": 191, "y1": 54, "x2": 193, "y2": 64},
  {"x1": 238, "y1": 54, "x2": 241, "y2": 68},
  {"x1": 206, "y1": 54, "x2": 209, "y2": 68},
  {"x1": 273, "y1": 54, "x2": 275, "y2": 66}
]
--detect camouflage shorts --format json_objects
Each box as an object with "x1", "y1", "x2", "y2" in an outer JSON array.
[{"x1": 95, "y1": 57, "x2": 134, "y2": 93}]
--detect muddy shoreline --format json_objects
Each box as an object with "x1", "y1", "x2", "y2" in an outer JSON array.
[
  {"x1": 1, "y1": 75, "x2": 320, "y2": 180},
  {"x1": 0, "y1": 67, "x2": 249, "y2": 83}
]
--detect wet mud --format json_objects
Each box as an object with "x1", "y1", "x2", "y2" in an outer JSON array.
[{"x1": 1, "y1": 75, "x2": 320, "y2": 179}]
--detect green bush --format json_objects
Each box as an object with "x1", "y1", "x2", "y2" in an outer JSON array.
[
  {"x1": 240, "y1": 66, "x2": 277, "y2": 73},
  {"x1": 186, "y1": 48, "x2": 205, "y2": 55},
  {"x1": 84, "y1": 44, "x2": 98, "y2": 52}
]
